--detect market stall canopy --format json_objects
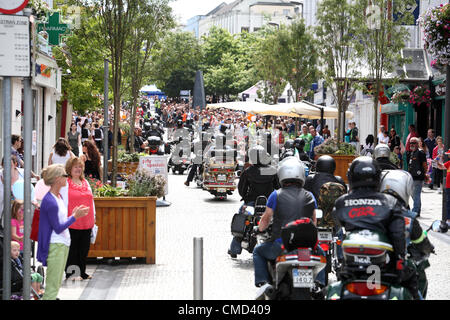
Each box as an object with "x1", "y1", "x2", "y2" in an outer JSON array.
[
  {"x1": 206, "y1": 101, "x2": 271, "y2": 112},
  {"x1": 249, "y1": 103, "x2": 302, "y2": 117}
]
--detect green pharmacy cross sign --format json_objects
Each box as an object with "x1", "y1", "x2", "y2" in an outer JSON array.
[{"x1": 37, "y1": 12, "x2": 71, "y2": 46}]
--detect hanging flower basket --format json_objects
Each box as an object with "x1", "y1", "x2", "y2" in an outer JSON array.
[
  {"x1": 390, "y1": 90, "x2": 410, "y2": 104},
  {"x1": 418, "y1": 4, "x2": 450, "y2": 65},
  {"x1": 409, "y1": 86, "x2": 432, "y2": 108}
]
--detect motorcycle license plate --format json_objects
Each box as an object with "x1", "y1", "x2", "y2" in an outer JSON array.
[
  {"x1": 217, "y1": 174, "x2": 227, "y2": 181},
  {"x1": 292, "y1": 268, "x2": 313, "y2": 288},
  {"x1": 318, "y1": 231, "x2": 333, "y2": 242},
  {"x1": 217, "y1": 188, "x2": 226, "y2": 193}
]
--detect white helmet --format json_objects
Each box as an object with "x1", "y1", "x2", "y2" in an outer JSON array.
[
  {"x1": 277, "y1": 156, "x2": 306, "y2": 187},
  {"x1": 380, "y1": 170, "x2": 414, "y2": 205},
  {"x1": 374, "y1": 144, "x2": 391, "y2": 159}
]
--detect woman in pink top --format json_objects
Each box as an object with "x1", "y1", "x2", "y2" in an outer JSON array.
[
  {"x1": 61, "y1": 157, "x2": 96, "y2": 280},
  {"x1": 11, "y1": 200, "x2": 24, "y2": 251}
]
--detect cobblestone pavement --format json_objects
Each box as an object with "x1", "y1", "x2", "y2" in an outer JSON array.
[{"x1": 57, "y1": 174, "x2": 450, "y2": 300}]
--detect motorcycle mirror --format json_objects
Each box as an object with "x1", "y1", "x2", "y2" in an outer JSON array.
[
  {"x1": 430, "y1": 220, "x2": 449, "y2": 233},
  {"x1": 315, "y1": 209, "x2": 323, "y2": 220}
]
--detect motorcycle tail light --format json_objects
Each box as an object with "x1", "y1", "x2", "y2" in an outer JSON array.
[
  {"x1": 336, "y1": 240, "x2": 342, "y2": 246},
  {"x1": 320, "y1": 243, "x2": 330, "y2": 252},
  {"x1": 344, "y1": 247, "x2": 385, "y2": 255},
  {"x1": 245, "y1": 220, "x2": 250, "y2": 226},
  {"x1": 346, "y1": 282, "x2": 388, "y2": 296},
  {"x1": 297, "y1": 249, "x2": 310, "y2": 261}
]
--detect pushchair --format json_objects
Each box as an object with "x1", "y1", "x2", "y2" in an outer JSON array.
[{"x1": 0, "y1": 226, "x2": 43, "y2": 300}]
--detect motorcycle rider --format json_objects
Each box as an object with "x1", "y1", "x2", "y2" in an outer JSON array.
[
  {"x1": 331, "y1": 157, "x2": 407, "y2": 285},
  {"x1": 379, "y1": 170, "x2": 435, "y2": 299},
  {"x1": 304, "y1": 155, "x2": 347, "y2": 202},
  {"x1": 228, "y1": 145, "x2": 280, "y2": 258},
  {"x1": 294, "y1": 138, "x2": 311, "y2": 162},
  {"x1": 147, "y1": 123, "x2": 164, "y2": 140},
  {"x1": 184, "y1": 132, "x2": 211, "y2": 187},
  {"x1": 280, "y1": 139, "x2": 296, "y2": 160},
  {"x1": 374, "y1": 144, "x2": 398, "y2": 170},
  {"x1": 253, "y1": 156, "x2": 321, "y2": 289}
]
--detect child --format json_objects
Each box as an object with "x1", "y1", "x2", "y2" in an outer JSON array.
[
  {"x1": 11, "y1": 241, "x2": 43, "y2": 297},
  {"x1": 11, "y1": 200, "x2": 24, "y2": 252}
]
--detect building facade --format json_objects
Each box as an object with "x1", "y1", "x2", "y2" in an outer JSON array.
[{"x1": 187, "y1": 0, "x2": 303, "y2": 39}]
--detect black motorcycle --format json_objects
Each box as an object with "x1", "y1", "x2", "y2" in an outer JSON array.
[{"x1": 230, "y1": 196, "x2": 267, "y2": 254}]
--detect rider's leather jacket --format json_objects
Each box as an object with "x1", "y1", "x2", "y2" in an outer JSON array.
[
  {"x1": 332, "y1": 188, "x2": 406, "y2": 262},
  {"x1": 304, "y1": 172, "x2": 347, "y2": 202}
]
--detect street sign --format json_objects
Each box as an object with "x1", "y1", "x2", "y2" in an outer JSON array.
[
  {"x1": 0, "y1": 0, "x2": 29, "y2": 14},
  {"x1": 0, "y1": 15, "x2": 30, "y2": 77},
  {"x1": 37, "y1": 12, "x2": 71, "y2": 46}
]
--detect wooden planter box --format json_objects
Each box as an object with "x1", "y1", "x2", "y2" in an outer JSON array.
[
  {"x1": 88, "y1": 197, "x2": 157, "y2": 264},
  {"x1": 316, "y1": 154, "x2": 357, "y2": 184},
  {"x1": 107, "y1": 161, "x2": 139, "y2": 176}
]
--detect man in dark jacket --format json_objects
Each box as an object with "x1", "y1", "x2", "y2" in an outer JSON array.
[
  {"x1": 374, "y1": 144, "x2": 399, "y2": 170},
  {"x1": 228, "y1": 146, "x2": 280, "y2": 258},
  {"x1": 332, "y1": 157, "x2": 406, "y2": 281},
  {"x1": 304, "y1": 155, "x2": 347, "y2": 201}
]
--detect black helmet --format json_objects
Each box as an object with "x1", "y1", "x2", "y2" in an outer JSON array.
[
  {"x1": 177, "y1": 119, "x2": 183, "y2": 128},
  {"x1": 284, "y1": 139, "x2": 295, "y2": 150},
  {"x1": 347, "y1": 156, "x2": 381, "y2": 190},
  {"x1": 248, "y1": 145, "x2": 270, "y2": 166},
  {"x1": 294, "y1": 138, "x2": 305, "y2": 149},
  {"x1": 219, "y1": 124, "x2": 228, "y2": 134},
  {"x1": 316, "y1": 155, "x2": 336, "y2": 174}
]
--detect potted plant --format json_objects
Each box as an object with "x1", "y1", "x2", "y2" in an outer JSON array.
[
  {"x1": 87, "y1": 171, "x2": 166, "y2": 264},
  {"x1": 107, "y1": 150, "x2": 147, "y2": 176},
  {"x1": 119, "y1": 121, "x2": 131, "y2": 146},
  {"x1": 314, "y1": 138, "x2": 357, "y2": 183}
]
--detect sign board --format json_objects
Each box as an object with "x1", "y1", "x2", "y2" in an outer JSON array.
[
  {"x1": 0, "y1": 15, "x2": 30, "y2": 77},
  {"x1": 0, "y1": 0, "x2": 29, "y2": 14},
  {"x1": 180, "y1": 90, "x2": 190, "y2": 97},
  {"x1": 139, "y1": 155, "x2": 169, "y2": 196},
  {"x1": 37, "y1": 12, "x2": 71, "y2": 46}
]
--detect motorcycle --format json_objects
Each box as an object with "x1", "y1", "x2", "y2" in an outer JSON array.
[
  {"x1": 256, "y1": 211, "x2": 327, "y2": 300},
  {"x1": 147, "y1": 136, "x2": 165, "y2": 155},
  {"x1": 317, "y1": 224, "x2": 342, "y2": 286},
  {"x1": 230, "y1": 196, "x2": 267, "y2": 254},
  {"x1": 326, "y1": 221, "x2": 437, "y2": 300},
  {"x1": 202, "y1": 150, "x2": 236, "y2": 200},
  {"x1": 168, "y1": 138, "x2": 191, "y2": 175}
]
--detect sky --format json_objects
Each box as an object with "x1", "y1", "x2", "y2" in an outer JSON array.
[{"x1": 170, "y1": 0, "x2": 228, "y2": 25}]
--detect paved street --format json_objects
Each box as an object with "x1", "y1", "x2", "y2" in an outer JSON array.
[{"x1": 56, "y1": 171, "x2": 450, "y2": 300}]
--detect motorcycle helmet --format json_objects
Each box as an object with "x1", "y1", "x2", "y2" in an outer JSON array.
[
  {"x1": 284, "y1": 139, "x2": 295, "y2": 150},
  {"x1": 277, "y1": 156, "x2": 306, "y2": 188},
  {"x1": 374, "y1": 144, "x2": 391, "y2": 159},
  {"x1": 144, "y1": 122, "x2": 151, "y2": 132},
  {"x1": 316, "y1": 155, "x2": 336, "y2": 175},
  {"x1": 177, "y1": 119, "x2": 183, "y2": 128},
  {"x1": 347, "y1": 156, "x2": 382, "y2": 190},
  {"x1": 294, "y1": 138, "x2": 305, "y2": 150},
  {"x1": 380, "y1": 170, "x2": 414, "y2": 206},
  {"x1": 151, "y1": 123, "x2": 158, "y2": 131},
  {"x1": 248, "y1": 145, "x2": 270, "y2": 166}
]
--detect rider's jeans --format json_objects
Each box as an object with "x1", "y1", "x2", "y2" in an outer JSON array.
[{"x1": 253, "y1": 241, "x2": 283, "y2": 286}]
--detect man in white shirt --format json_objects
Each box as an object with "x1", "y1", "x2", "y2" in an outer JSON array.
[{"x1": 378, "y1": 125, "x2": 386, "y2": 144}]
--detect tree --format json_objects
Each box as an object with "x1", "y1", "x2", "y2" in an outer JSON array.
[
  {"x1": 277, "y1": 19, "x2": 318, "y2": 102},
  {"x1": 354, "y1": 0, "x2": 415, "y2": 140},
  {"x1": 124, "y1": 0, "x2": 174, "y2": 153},
  {"x1": 315, "y1": 0, "x2": 363, "y2": 141},
  {"x1": 53, "y1": 13, "x2": 110, "y2": 113},
  {"x1": 253, "y1": 26, "x2": 287, "y2": 105},
  {"x1": 150, "y1": 31, "x2": 203, "y2": 98},
  {"x1": 84, "y1": 0, "x2": 139, "y2": 186}
]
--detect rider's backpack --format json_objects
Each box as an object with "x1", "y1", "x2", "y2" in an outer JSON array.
[{"x1": 318, "y1": 182, "x2": 346, "y2": 227}]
